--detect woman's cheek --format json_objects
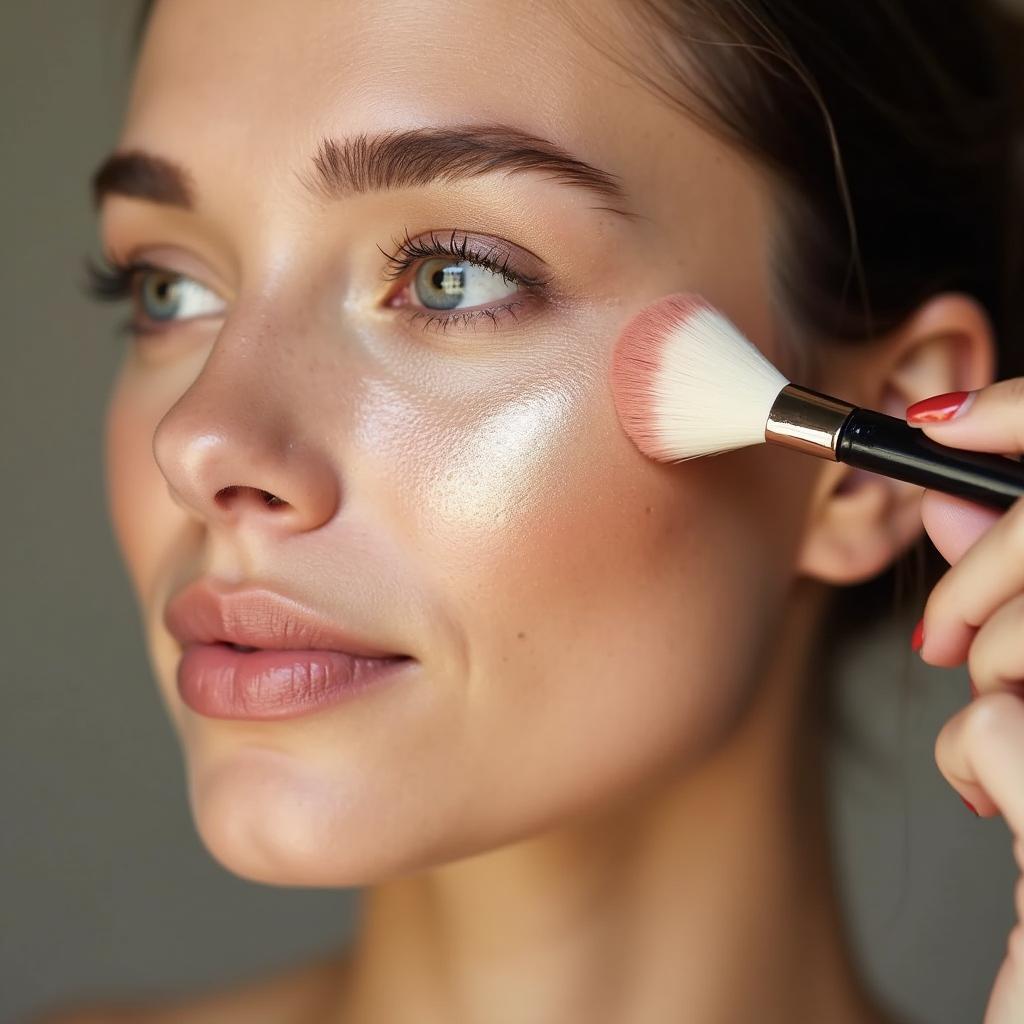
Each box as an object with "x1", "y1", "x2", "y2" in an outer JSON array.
[{"x1": 356, "y1": 349, "x2": 789, "y2": 820}]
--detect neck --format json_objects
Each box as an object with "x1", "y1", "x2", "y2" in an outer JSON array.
[{"x1": 331, "y1": 584, "x2": 890, "y2": 1024}]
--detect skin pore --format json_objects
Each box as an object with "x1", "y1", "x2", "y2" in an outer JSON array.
[{"x1": 90, "y1": 0, "x2": 991, "y2": 1021}]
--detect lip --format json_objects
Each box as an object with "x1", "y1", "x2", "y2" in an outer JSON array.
[
  {"x1": 164, "y1": 580, "x2": 415, "y2": 720},
  {"x1": 164, "y1": 580, "x2": 406, "y2": 657},
  {"x1": 175, "y1": 644, "x2": 414, "y2": 720}
]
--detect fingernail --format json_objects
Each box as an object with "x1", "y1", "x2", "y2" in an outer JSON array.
[
  {"x1": 911, "y1": 617, "x2": 925, "y2": 653},
  {"x1": 960, "y1": 795, "x2": 980, "y2": 816},
  {"x1": 906, "y1": 390, "x2": 974, "y2": 424}
]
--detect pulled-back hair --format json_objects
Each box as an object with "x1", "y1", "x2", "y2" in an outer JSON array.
[{"x1": 559, "y1": 0, "x2": 1024, "y2": 750}]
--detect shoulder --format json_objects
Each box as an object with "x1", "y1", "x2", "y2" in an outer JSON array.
[{"x1": 27, "y1": 950, "x2": 350, "y2": 1024}]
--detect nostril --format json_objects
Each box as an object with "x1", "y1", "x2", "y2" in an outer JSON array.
[{"x1": 213, "y1": 485, "x2": 287, "y2": 509}]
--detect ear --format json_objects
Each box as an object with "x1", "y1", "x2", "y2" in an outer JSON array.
[{"x1": 795, "y1": 293, "x2": 997, "y2": 585}]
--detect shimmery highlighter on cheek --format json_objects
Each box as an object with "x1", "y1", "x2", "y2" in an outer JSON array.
[{"x1": 424, "y1": 388, "x2": 575, "y2": 535}]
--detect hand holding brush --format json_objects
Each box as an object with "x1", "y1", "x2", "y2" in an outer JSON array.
[
  {"x1": 610, "y1": 293, "x2": 1024, "y2": 509},
  {"x1": 611, "y1": 292, "x2": 1024, "y2": 1023}
]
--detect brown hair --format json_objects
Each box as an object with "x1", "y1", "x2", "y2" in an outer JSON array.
[{"x1": 595, "y1": 0, "x2": 1024, "y2": 750}]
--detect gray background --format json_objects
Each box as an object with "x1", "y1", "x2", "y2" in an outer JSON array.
[{"x1": 0, "y1": 3, "x2": 1018, "y2": 1022}]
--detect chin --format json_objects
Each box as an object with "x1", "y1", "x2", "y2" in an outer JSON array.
[
  {"x1": 182, "y1": 746, "x2": 397, "y2": 887},
  {"x1": 179, "y1": 740, "x2": 485, "y2": 887}
]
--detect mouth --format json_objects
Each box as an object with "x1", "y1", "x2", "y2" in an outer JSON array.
[
  {"x1": 163, "y1": 582, "x2": 408, "y2": 658},
  {"x1": 177, "y1": 642, "x2": 416, "y2": 720},
  {"x1": 165, "y1": 581, "x2": 415, "y2": 719},
  {"x1": 213, "y1": 639, "x2": 413, "y2": 660}
]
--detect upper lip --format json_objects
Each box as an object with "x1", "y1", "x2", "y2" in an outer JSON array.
[{"x1": 163, "y1": 580, "x2": 406, "y2": 658}]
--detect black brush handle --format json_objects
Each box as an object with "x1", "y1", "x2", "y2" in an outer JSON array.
[{"x1": 836, "y1": 408, "x2": 1024, "y2": 510}]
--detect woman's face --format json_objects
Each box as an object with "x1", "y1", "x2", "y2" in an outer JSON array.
[{"x1": 101, "y1": 0, "x2": 821, "y2": 884}]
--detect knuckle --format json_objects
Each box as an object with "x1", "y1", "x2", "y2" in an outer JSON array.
[
  {"x1": 967, "y1": 640, "x2": 995, "y2": 691},
  {"x1": 987, "y1": 377, "x2": 1024, "y2": 451},
  {"x1": 963, "y1": 691, "x2": 1024, "y2": 749},
  {"x1": 996, "y1": 375, "x2": 1024, "y2": 410}
]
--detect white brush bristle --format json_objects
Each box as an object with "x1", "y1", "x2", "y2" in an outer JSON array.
[{"x1": 611, "y1": 293, "x2": 788, "y2": 462}]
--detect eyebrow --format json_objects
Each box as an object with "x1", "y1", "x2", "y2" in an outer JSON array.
[
  {"x1": 92, "y1": 150, "x2": 194, "y2": 209},
  {"x1": 90, "y1": 123, "x2": 632, "y2": 216}
]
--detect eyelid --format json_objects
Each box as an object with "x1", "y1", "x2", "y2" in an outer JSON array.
[
  {"x1": 103, "y1": 242, "x2": 231, "y2": 298},
  {"x1": 380, "y1": 228, "x2": 552, "y2": 288}
]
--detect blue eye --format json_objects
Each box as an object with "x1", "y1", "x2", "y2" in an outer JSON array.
[
  {"x1": 84, "y1": 256, "x2": 228, "y2": 340},
  {"x1": 137, "y1": 269, "x2": 224, "y2": 322},
  {"x1": 412, "y1": 257, "x2": 518, "y2": 311}
]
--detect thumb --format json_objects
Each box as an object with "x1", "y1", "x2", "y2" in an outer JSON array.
[{"x1": 920, "y1": 489, "x2": 1001, "y2": 565}]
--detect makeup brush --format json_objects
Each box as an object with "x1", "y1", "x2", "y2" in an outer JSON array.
[{"x1": 610, "y1": 293, "x2": 1024, "y2": 510}]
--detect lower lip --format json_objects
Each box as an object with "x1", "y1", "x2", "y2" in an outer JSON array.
[{"x1": 176, "y1": 643, "x2": 414, "y2": 720}]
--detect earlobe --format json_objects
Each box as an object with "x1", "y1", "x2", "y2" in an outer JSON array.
[{"x1": 794, "y1": 291, "x2": 997, "y2": 585}]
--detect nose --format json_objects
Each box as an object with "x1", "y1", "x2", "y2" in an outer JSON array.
[{"x1": 152, "y1": 357, "x2": 341, "y2": 535}]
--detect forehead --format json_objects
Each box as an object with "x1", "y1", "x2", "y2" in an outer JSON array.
[
  {"x1": 119, "y1": 0, "x2": 774, "y2": 319},
  {"x1": 129, "y1": 1, "x2": 624, "y2": 151},
  {"x1": 124, "y1": 0, "x2": 745, "y2": 214}
]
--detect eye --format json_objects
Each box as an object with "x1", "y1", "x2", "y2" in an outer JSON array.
[
  {"x1": 411, "y1": 257, "x2": 519, "y2": 312},
  {"x1": 379, "y1": 229, "x2": 551, "y2": 333},
  {"x1": 136, "y1": 268, "x2": 224, "y2": 324},
  {"x1": 84, "y1": 255, "x2": 227, "y2": 339}
]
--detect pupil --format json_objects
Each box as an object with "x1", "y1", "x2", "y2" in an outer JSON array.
[
  {"x1": 414, "y1": 259, "x2": 464, "y2": 310},
  {"x1": 142, "y1": 272, "x2": 179, "y2": 319}
]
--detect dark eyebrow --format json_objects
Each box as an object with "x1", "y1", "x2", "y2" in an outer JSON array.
[
  {"x1": 91, "y1": 123, "x2": 632, "y2": 217},
  {"x1": 91, "y1": 150, "x2": 194, "y2": 209},
  {"x1": 303, "y1": 124, "x2": 632, "y2": 216}
]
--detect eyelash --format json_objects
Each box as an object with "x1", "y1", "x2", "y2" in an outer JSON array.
[
  {"x1": 379, "y1": 228, "x2": 550, "y2": 333},
  {"x1": 84, "y1": 228, "x2": 551, "y2": 339},
  {"x1": 84, "y1": 255, "x2": 170, "y2": 339}
]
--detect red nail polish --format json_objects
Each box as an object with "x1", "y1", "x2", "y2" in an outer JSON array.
[
  {"x1": 906, "y1": 391, "x2": 971, "y2": 423},
  {"x1": 960, "y1": 795, "x2": 980, "y2": 816},
  {"x1": 911, "y1": 618, "x2": 925, "y2": 653}
]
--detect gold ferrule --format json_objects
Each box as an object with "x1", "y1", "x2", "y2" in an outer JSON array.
[{"x1": 764, "y1": 384, "x2": 855, "y2": 460}]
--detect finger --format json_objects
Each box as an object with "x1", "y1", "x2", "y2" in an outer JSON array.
[
  {"x1": 920, "y1": 497, "x2": 1024, "y2": 666},
  {"x1": 907, "y1": 379, "x2": 1024, "y2": 455},
  {"x1": 933, "y1": 691, "x2": 1024, "y2": 821},
  {"x1": 967, "y1": 591, "x2": 1024, "y2": 696},
  {"x1": 920, "y1": 489, "x2": 1001, "y2": 565},
  {"x1": 934, "y1": 692, "x2": 1024, "y2": 1024}
]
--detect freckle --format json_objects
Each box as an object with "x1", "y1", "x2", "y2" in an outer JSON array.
[
  {"x1": 644, "y1": 506, "x2": 652, "y2": 514},
  {"x1": 517, "y1": 631, "x2": 526, "y2": 640}
]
